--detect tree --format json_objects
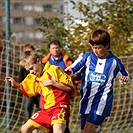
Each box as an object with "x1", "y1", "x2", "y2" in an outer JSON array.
[{"x1": 38, "y1": 0, "x2": 133, "y2": 60}]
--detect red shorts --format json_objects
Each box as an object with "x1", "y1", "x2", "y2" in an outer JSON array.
[{"x1": 27, "y1": 104, "x2": 70, "y2": 133}]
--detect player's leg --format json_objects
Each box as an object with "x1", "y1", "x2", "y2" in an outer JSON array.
[
  {"x1": 53, "y1": 124, "x2": 66, "y2": 133},
  {"x1": 81, "y1": 114, "x2": 105, "y2": 133},
  {"x1": 82, "y1": 122, "x2": 96, "y2": 133},
  {"x1": 25, "y1": 107, "x2": 68, "y2": 133},
  {"x1": 51, "y1": 104, "x2": 70, "y2": 133},
  {"x1": 64, "y1": 119, "x2": 70, "y2": 133},
  {"x1": 33, "y1": 95, "x2": 41, "y2": 133},
  {"x1": 21, "y1": 122, "x2": 35, "y2": 133},
  {"x1": 24, "y1": 110, "x2": 52, "y2": 133}
]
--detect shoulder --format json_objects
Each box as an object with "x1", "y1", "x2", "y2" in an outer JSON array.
[
  {"x1": 108, "y1": 51, "x2": 121, "y2": 62},
  {"x1": 81, "y1": 52, "x2": 92, "y2": 60},
  {"x1": 42, "y1": 53, "x2": 51, "y2": 63},
  {"x1": 46, "y1": 62, "x2": 62, "y2": 71},
  {"x1": 83, "y1": 52, "x2": 92, "y2": 57},
  {"x1": 61, "y1": 52, "x2": 73, "y2": 66},
  {"x1": 61, "y1": 52, "x2": 70, "y2": 60}
]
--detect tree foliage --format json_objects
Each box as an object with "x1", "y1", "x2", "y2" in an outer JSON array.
[{"x1": 38, "y1": 0, "x2": 133, "y2": 60}]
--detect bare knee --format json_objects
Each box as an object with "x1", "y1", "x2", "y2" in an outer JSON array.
[
  {"x1": 21, "y1": 123, "x2": 34, "y2": 133},
  {"x1": 21, "y1": 125, "x2": 27, "y2": 133},
  {"x1": 83, "y1": 122, "x2": 97, "y2": 133},
  {"x1": 53, "y1": 124, "x2": 66, "y2": 133}
]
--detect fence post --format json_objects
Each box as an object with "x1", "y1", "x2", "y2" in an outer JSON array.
[{"x1": 5, "y1": 0, "x2": 10, "y2": 133}]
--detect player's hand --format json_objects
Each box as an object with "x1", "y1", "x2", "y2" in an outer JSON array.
[
  {"x1": 5, "y1": 76, "x2": 20, "y2": 88},
  {"x1": 64, "y1": 67, "x2": 72, "y2": 75},
  {"x1": 5, "y1": 76, "x2": 13, "y2": 82},
  {"x1": 119, "y1": 75, "x2": 129, "y2": 84},
  {"x1": 42, "y1": 79, "x2": 55, "y2": 87}
]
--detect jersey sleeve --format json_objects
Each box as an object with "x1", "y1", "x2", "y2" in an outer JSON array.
[
  {"x1": 20, "y1": 74, "x2": 41, "y2": 98},
  {"x1": 115, "y1": 58, "x2": 129, "y2": 78},
  {"x1": 72, "y1": 52, "x2": 90, "y2": 74}
]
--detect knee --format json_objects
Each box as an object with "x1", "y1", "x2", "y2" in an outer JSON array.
[
  {"x1": 21, "y1": 125, "x2": 28, "y2": 133},
  {"x1": 21, "y1": 122, "x2": 34, "y2": 133},
  {"x1": 21, "y1": 125, "x2": 25, "y2": 133},
  {"x1": 83, "y1": 122, "x2": 97, "y2": 133}
]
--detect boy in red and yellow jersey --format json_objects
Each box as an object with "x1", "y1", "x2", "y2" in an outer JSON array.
[{"x1": 5, "y1": 50, "x2": 75, "y2": 133}]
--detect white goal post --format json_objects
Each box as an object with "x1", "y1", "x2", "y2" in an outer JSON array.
[{"x1": 0, "y1": 41, "x2": 133, "y2": 133}]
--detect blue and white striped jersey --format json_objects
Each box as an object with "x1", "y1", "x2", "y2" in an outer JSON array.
[{"x1": 71, "y1": 51, "x2": 129, "y2": 117}]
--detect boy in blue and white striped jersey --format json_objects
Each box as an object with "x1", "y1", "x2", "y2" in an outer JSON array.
[{"x1": 65, "y1": 29, "x2": 129, "y2": 133}]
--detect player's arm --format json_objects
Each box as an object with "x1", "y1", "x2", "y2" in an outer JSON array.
[
  {"x1": 116, "y1": 59, "x2": 130, "y2": 84},
  {"x1": 5, "y1": 75, "x2": 41, "y2": 98},
  {"x1": 65, "y1": 53, "x2": 87, "y2": 75},
  {"x1": 5, "y1": 76, "x2": 20, "y2": 88},
  {"x1": 42, "y1": 79, "x2": 71, "y2": 92}
]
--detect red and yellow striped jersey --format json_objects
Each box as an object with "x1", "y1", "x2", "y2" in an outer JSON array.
[{"x1": 20, "y1": 62, "x2": 75, "y2": 109}]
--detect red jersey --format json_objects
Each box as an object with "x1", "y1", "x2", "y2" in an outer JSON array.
[{"x1": 20, "y1": 62, "x2": 75, "y2": 110}]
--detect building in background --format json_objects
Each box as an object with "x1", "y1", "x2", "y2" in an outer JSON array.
[
  {"x1": 0, "y1": 0, "x2": 63, "y2": 46},
  {"x1": 0, "y1": 0, "x2": 106, "y2": 46}
]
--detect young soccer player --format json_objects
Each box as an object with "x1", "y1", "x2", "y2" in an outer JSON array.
[
  {"x1": 5, "y1": 50, "x2": 75, "y2": 133},
  {"x1": 65, "y1": 29, "x2": 130, "y2": 133}
]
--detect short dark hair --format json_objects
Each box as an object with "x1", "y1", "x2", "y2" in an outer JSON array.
[
  {"x1": 89, "y1": 29, "x2": 110, "y2": 49},
  {"x1": 48, "y1": 40, "x2": 61, "y2": 48}
]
